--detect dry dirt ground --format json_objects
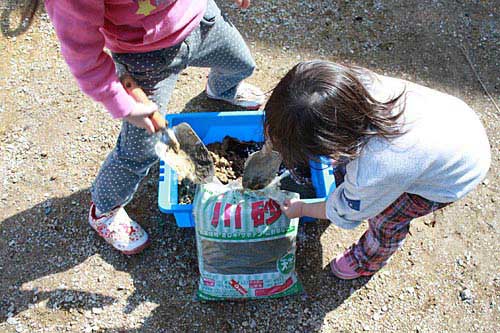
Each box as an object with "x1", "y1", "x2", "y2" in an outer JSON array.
[{"x1": 0, "y1": 1, "x2": 499, "y2": 332}]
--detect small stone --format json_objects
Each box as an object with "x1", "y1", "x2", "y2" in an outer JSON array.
[
  {"x1": 7, "y1": 317, "x2": 17, "y2": 325},
  {"x1": 79, "y1": 116, "x2": 88, "y2": 123},
  {"x1": 242, "y1": 321, "x2": 248, "y2": 327},
  {"x1": 460, "y1": 288, "x2": 473, "y2": 303},
  {"x1": 249, "y1": 319, "x2": 257, "y2": 328},
  {"x1": 92, "y1": 307, "x2": 103, "y2": 314}
]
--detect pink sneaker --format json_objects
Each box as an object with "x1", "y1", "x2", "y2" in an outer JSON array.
[
  {"x1": 330, "y1": 251, "x2": 373, "y2": 280},
  {"x1": 88, "y1": 203, "x2": 150, "y2": 255}
]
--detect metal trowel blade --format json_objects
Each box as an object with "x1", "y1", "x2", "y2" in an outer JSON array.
[
  {"x1": 242, "y1": 147, "x2": 282, "y2": 190},
  {"x1": 155, "y1": 122, "x2": 215, "y2": 184}
]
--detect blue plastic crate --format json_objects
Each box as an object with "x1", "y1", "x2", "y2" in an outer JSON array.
[
  {"x1": 158, "y1": 111, "x2": 337, "y2": 227},
  {"x1": 310, "y1": 157, "x2": 337, "y2": 198}
]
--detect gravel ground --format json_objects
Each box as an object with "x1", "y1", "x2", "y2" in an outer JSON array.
[{"x1": 1, "y1": 1, "x2": 499, "y2": 332}]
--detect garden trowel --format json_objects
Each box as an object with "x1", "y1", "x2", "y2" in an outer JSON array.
[
  {"x1": 121, "y1": 74, "x2": 214, "y2": 183},
  {"x1": 242, "y1": 142, "x2": 282, "y2": 190}
]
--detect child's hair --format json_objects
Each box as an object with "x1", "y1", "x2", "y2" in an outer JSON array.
[{"x1": 264, "y1": 60, "x2": 405, "y2": 170}]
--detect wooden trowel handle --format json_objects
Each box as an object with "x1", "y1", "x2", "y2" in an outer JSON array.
[
  {"x1": 120, "y1": 73, "x2": 166, "y2": 131},
  {"x1": 149, "y1": 111, "x2": 166, "y2": 131}
]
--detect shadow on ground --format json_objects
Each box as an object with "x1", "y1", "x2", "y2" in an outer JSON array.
[
  {"x1": 0, "y1": 171, "x2": 370, "y2": 331},
  {"x1": 227, "y1": 0, "x2": 499, "y2": 100}
]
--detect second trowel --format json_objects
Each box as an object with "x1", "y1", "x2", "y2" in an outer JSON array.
[
  {"x1": 242, "y1": 142, "x2": 282, "y2": 190},
  {"x1": 121, "y1": 74, "x2": 214, "y2": 183}
]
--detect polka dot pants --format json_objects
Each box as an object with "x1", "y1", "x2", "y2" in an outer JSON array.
[{"x1": 91, "y1": 0, "x2": 256, "y2": 213}]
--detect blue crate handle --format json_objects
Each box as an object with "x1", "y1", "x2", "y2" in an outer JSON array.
[{"x1": 309, "y1": 156, "x2": 337, "y2": 198}]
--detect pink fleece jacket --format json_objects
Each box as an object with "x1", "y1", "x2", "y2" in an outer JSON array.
[{"x1": 45, "y1": 0, "x2": 207, "y2": 118}]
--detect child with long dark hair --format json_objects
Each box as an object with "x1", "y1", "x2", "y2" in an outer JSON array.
[
  {"x1": 44, "y1": 0, "x2": 263, "y2": 254},
  {"x1": 265, "y1": 60, "x2": 490, "y2": 279}
]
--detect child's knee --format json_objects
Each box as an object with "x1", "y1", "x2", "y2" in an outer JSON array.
[
  {"x1": 246, "y1": 58, "x2": 256, "y2": 73},
  {"x1": 236, "y1": 57, "x2": 255, "y2": 77}
]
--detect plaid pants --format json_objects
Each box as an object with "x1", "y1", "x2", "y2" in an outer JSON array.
[
  {"x1": 332, "y1": 163, "x2": 449, "y2": 274},
  {"x1": 345, "y1": 193, "x2": 449, "y2": 274}
]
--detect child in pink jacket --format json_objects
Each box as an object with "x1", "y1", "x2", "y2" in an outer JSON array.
[{"x1": 45, "y1": 0, "x2": 263, "y2": 254}]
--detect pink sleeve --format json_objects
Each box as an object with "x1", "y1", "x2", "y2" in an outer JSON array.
[{"x1": 45, "y1": 0, "x2": 136, "y2": 119}]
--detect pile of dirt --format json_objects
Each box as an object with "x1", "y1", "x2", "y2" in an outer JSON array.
[
  {"x1": 208, "y1": 136, "x2": 264, "y2": 184},
  {"x1": 178, "y1": 136, "x2": 263, "y2": 204}
]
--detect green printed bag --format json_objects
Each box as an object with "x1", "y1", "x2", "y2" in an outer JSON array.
[{"x1": 193, "y1": 182, "x2": 303, "y2": 300}]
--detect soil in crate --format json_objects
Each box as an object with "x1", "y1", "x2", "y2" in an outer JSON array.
[
  {"x1": 177, "y1": 136, "x2": 314, "y2": 204},
  {"x1": 178, "y1": 136, "x2": 262, "y2": 204}
]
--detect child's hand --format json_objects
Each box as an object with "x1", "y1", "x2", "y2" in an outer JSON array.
[
  {"x1": 124, "y1": 102, "x2": 158, "y2": 134},
  {"x1": 233, "y1": 0, "x2": 251, "y2": 9},
  {"x1": 280, "y1": 199, "x2": 305, "y2": 219}
]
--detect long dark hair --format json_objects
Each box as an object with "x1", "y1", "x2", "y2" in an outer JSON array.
[{"x1": 265, "y1": 60, "x2": 405, "y2": 170}]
